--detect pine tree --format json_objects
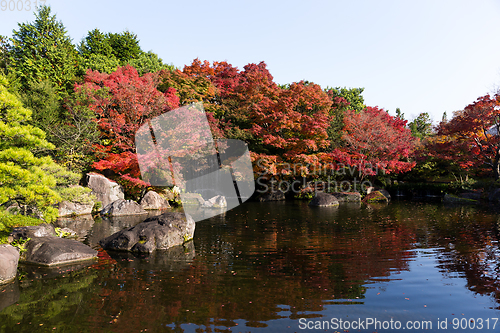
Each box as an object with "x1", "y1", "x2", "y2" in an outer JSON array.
[{"x1": 0, "y1": 75, "x2": 80, "y2": 221}]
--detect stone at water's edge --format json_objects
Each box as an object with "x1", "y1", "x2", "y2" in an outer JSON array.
[
  {"x1": 0, "y1": 245, "x2": 19, "y2": 284},
  {"x1": 84, "y1": 173, "x2": 124, "y2": 208},
  {"x1": 99, "y1": 211, "x2": 195, "y2": 253},
  {"x1": 309, "y1": 192, "x2": 340, "y2": 207},
  {"x1": 330, "y1": 192, "x2": 362, "y2": 202},
  {"x1": 140, "y1": 191, "x2": 170, "y2": 210},
  {"x1": 100, "y1": 199, "x2": 148, "y2": 216},
  {"x1": 363, "y1": 191, "x2": 389, "y2": 203},
  {"x1": 24, "y1": 237, "x2": 97, "y2": 266}
]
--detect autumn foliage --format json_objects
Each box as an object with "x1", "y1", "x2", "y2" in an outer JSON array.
[
  {"x1": 333, "y1": 106, "x2": 418, "y2": 175},
  {"x1": 75, "y1": 65, "x2": 179, "y2": 192},
  {"x1": 74, "y1": 59, "x2": 420, "y2": 194},
  {"x1": 431, "y1": 93, "x2": 500, "y2": 178}
]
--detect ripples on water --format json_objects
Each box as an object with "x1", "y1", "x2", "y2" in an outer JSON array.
[{"x1": 0, "y1": 200, "x2": 499, "y2": 332}]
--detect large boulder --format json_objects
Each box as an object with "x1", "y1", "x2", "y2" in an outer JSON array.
[
  {"x1": 309, "y1": 192, "x2": 340, "y2": 207},
  {"x1": 99, "y1": 212, "x2": 195, "y2": 253},
  {"x1": 24, "y1": 236, "x2": 97, "y2": 266},
  {"x1": 140, "y1": 191, "x2": 170, "y2": 210},
  {"x1": 101, "y1": 199, "x2": 148, "y2": 216},
  {"x1": 9, "y1": 223, "x2": 56, "y2": 242},
  {"x1": 84, "y1": 173, "x2": 124, "y2": 208},
  {"x1": 330, "y1": 192, "x2": 362, "y2": 202},
  {"x1": 0, "y1": 245, "x2": 19, "y2": 284}
]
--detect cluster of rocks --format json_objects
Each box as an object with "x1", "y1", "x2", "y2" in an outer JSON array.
[
  {"x1": 0, "y1": 173, "x2": 198, "y2": 285},
  {"x1": 0, "y1": 210, "x2": 195, "y2": 284}
]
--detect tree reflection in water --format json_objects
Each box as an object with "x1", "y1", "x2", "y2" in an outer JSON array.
[{"x1": 0, "y1": 201, "x2": 499, "y2": 332}]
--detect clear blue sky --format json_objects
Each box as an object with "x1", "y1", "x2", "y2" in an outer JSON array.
[{"x1": 2, "y1": 0, "x2": 500, "y2": 123}]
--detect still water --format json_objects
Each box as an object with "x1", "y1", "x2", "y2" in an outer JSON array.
[{"x1": 1, "y1": 200, "x2": 499, "y2": 332}]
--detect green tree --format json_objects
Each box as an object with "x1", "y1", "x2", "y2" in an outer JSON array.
[
  {"x1": 0, "y1": 75, "x2": 81, "y2": 222},
  {"x1": 326, "y1": 87, "x2": 365, "y2": 112},
  {"x1": 9, "y1": 5, "x2": 79, "y2": 97},
  {"x1": 395, "y1": 107, "x2": 405, "y2": 120},
  {"x1": 78, "y1": 29, "x2": 170, "y2": 75},
  {"x1": 325, "y1": 87, "x2": 365, "y2": 148},
  {"x1": 408, "y1": 112, "x2": 433, "y2": 139}
]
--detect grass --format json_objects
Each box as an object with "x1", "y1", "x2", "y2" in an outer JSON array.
[{"x1": 0, "y1": 211, "x2": 43, "y2": 244}]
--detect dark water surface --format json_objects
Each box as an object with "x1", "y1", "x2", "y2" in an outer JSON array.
[{"x1": 1, "y1": 201, "x2": 499, "y2": 332}]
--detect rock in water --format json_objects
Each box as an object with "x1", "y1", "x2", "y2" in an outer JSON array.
[
  {"x1": 100, "y1": 199, "x2": 148, "y2": 216},
  {"x1": 0, "y1": 245, "x2": 19, "y2": 284},
  {"x1": 308, "y1": 192, "x2": 340, "y2": 207},
  {"x1": 363, "y1": 191, "x2": 389, "y2": 203},
  {"x1": 24, "y1": 237, "x2": 97, "y2": 266},
  {"x1": 140, "y1": 191, "x2": 170, "y2": 210},
  {"x1": 99, "y1": 212, "x2": 195, "y2": 253}
]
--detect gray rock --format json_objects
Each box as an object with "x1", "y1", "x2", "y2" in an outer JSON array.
[
  {"x1": 101, "y1": 199, "x2": 148, "y2": 216},
  {"x1": 24, "y1": 236, "x2": 97, "y2": 266},
  {"x1": 58, "y1": 187, "x2": 95, "y2": 217},
  {"x1": 140, "y1": 191, "x2": 170, "y2": 210},
  {"x1": 99, "y1": 212, "x2": 195, "y2": 253},
  {"x1": 330, "y1": 192, "x2": 362, "y2": 202},
  {"x1": 0, "y1": 245, "x2": 19, "y2": 284},
  {"x1": 365, "y1": 188, "x2": 391, "y2": 200},
  {"x1": 309, "y1": 192, "x2": 340, "y2": 207},
  {"x1": 257, "y1": 190, "x2": 286, "y2": 202},
  {"x1": 202, "y1": 195, "x2": 227, "y2": 208},
  {"x1": 84, "y1": 173, "x2": 124, "y2": 208},
  {"x1": 9, "y1": 223, "x2": 56, "y2": 242}
]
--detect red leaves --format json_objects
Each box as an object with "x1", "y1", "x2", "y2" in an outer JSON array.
[
  {"x1": 76, "y1": 65, "x2": 179, "y2": 192},
  {"x1": 431, "y1": 93, "x2": 500, "y2": 178},
  {"x1": 339, "y1": 106, "x2": 418, "y2": 175}
]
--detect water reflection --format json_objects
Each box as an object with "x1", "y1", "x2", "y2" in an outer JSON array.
[{"x1": 0, "y1": 201, "x2": 499, "y2": 332}]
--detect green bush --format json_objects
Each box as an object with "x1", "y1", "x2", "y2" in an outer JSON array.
[{"x1": 0, "y1": 210, "x2": 42, "y2": 244}]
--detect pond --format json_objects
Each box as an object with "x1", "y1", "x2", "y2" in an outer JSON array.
[{"x1": 1, "y1": 200, "x2": 499, "y2": 332}]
